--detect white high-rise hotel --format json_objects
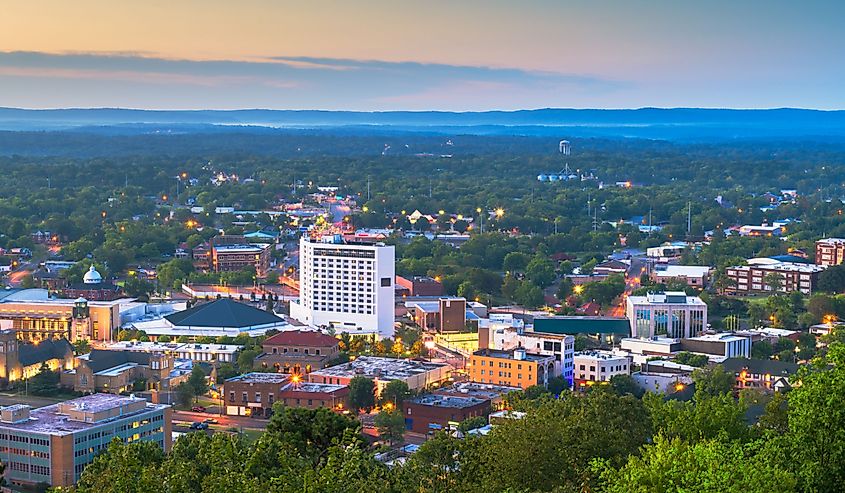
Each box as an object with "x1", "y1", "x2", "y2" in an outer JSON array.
[{"x1": 290, "y1": 235, "x2": 395, "y2": 339}]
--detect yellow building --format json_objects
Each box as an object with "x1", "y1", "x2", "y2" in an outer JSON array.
[
  {"x1": 0, "y1": 292, "x2": 124, "y2": 342},
  {"x1": 468, "y1": 348, "x2": 555, "y2": 389}
]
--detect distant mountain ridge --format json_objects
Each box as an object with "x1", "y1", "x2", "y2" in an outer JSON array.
[{"x1": 1, "y1": 107, "x2": 844, "y2": 140}]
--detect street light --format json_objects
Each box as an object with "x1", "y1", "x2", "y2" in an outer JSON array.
[{"x1": 424, "y1": 340, "x2": 436, "y2": 362}]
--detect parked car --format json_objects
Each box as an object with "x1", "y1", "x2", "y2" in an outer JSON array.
[
  {"x1": 189, "y1": 422, "x2": 209, "y2": 430},
  {"x1": 191, "y1": 406, "x2": 206, "y2": 413},
  {"x1": 203, "y1": 418, "x2": 219, "y2": 424}
]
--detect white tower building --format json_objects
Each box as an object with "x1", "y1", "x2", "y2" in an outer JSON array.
[{"x1": 290, "y1": 235, "x2": 395, "y2": 339}]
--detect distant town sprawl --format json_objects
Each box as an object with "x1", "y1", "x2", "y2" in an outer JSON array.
[{"x1": 0, "y1": 133, "x2": 844, "y2": 491}]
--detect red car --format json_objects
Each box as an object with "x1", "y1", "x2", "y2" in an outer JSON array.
[{"x1": 191, "y1": 406, "x2": 206, "y2": 413}]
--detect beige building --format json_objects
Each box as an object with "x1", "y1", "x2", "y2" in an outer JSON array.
[{"x1": 0, "y1": 290, "x2": 124, "y2": 343}]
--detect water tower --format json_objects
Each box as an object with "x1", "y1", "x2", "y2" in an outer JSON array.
[{"x1": 559, "y1": 140, "x2": 571, "y2": 156}]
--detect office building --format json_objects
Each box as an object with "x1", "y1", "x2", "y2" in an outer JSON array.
[
  {"x1": 406, "y1": 297, "x2": 470, "y2": 333},
  {"x1": 307, "y1": 356, "x2": 451, "y2": 395},
  {"x1": 290, "y1": 235, "x2": 395, "y2": 339},
  {"x1": 0, "y1": 394, "x2": 171, "y2": 487},
  {"x1": 724, "y1": 261, "x2": 824, "y2": 295},
  {"x1": 468, "y1": 348, "x2": 555, "y2": 389},
  {"x1": 395, "y1": 275, "x2": 444, "y2": 297},
  {"x1": 207, "y1": 235, "x2": 272, "y2": 276},
  {"x1": 815, "y1": 238, "x2": 845, "y2": 266},
  {"x1": 573, "y1": 351, "x2": 630, "y2": 387},
  {"x1": 626, "y1": 292, "x2": 707, "y2": 339}
]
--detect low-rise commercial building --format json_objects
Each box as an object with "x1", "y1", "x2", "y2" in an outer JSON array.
[
  {"x1": 395, "y1": 276, "x2": 444, "y2": 297},
  {"x1": 224, "y1": 372, "x2": 289, "y2": 418},
  {"x1": 468, "y1": 348, "x2": 555, "y2": 389},
  {"x1": 680, "y1": 333, "x2": 751, "y2": 360},
  {"x1": 403, "y1": 394, "x2": 490, "y2": 435},
  {"x1": 651, "y1": 265, "x2": 711, "y2": 288},
  {"x1": 308, "y1": 356, "x2": 452, "y2": 395},
  {"x1": 433, "y1": 382, "x2": 520, "y2": 410},
  {"x1": 479, "y1": 324, "x2": 574, "y2": 385},
  {"x1": 405, "y1": 297, "x2": 470, "y2": 333},
  {"x1": 99, "y1": 340, "x2": 242, "y2": 363},
  {"x1": 254, "y1": 330, "x2": 340, "y2": 374},
  {"x1": 573, "y1": 350, "x2": 630, "y2": 387},
  {"x1": 278, "y1": 381, "x2": 348, "y2": 411},
  {"x1": 0, "y1": 394, "x2": 171, "y2": 487}
]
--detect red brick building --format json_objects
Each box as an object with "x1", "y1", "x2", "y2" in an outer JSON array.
[
  {"x1": 254, "y1": 330, "x2": 340, "y2": 374},
  {"x1": 816, "y1": 238, "x2": 845, "y2": 266},
  {"x1": 395, "y1": 276, "x2": 444, "y2": 297},
  {"x1": 403, "y1": 394, "x2": 491, "y2": 434}
]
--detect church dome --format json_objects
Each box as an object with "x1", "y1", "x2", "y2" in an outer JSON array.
[{"x1": 83, "y1": 265, "x2": 102, "y2": 284}]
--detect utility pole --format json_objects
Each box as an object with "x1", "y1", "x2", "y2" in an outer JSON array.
[
  {"x1": 429, "y1": 178, "x2": 432, "y2": 199},
  {"x1": 687, "y1": 201, "x2": 692, "y2": 239},
  {"x1": 648, "y1": 208, "x2": 653, "y2": 237},
  {"x1": 366, "y1": 176, "x2": 371, "y2": 201}
]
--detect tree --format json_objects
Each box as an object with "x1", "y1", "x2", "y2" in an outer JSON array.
[
  {"x1": 237, "y1": 348, "x2": 260, "y2": 372},
  {"x1": 750, "y1": 340, "x2": 774, "y2": 359},
  {"x1": 374, "y1": 409, "x2": 405, "y2": 446},
  {"x1": 380, "y1": 380, "x2": 410, "y2": 406},
  {"x1": 456, "y1": 415, "x2": 488, "y2": 433},
  {"x1": 157, "y1": 335, "x2": 172, "y2": 343},
  {"x1": 674, "y1": 351, "x2": 709, "y2": 367},
  {"x1": 502, "y1": 251, "x2": 530, "y2": 272},
  {"x1": 73, "y1": 339, "x2": 92, "y2": 355},
  {"x1": 610, "y1": 374, "x2": 645, "y2": 398},
  {"x1": 595, "y1": 435, "x2": 795, "y2": 493},
  {"x1": 187, "y1": 365, "x2": 208, "y2": 402},
  {"x1": 266, "y1": 404, "x2": 362, "y2": 464},
  {"x1": 74, "y1": 439, "x2": 165, "y2": 493},
  {"x1": 525, "y1": 256, "x2": 556, "y2": 288},
  {"x1": 763, "y1": 272, "x2": 783, "y2": 292},
  {"x1": 691, "y1": 364, "x2": 734, "y2": 396},
  {"x1": 818, "y1": 264, "x2": 845, "y2": 293},
  {"x1": 28, "y1": 362, "x2": 60, "y2": 395},
  {"x1": 456, "y1": 280, "x2": 476, "y2": 300},
  {"x1": 514, "y1": 281, "x2": 544, "y2": 308},
  {"x1": 348, "y1": 376, "x2": 375, "y2": 412},
  {"x1": 175, "y1": 382, "x2": 194, "y2": 408},
  {"x1": 216, "y1": 363, "x2": 239, "y2": 383}
]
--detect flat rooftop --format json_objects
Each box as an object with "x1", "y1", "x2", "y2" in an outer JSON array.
[
  {"x1": 435, "y1": 382, "x2": 521, "y2": 400},
  {"x1": 103, "y1": 341, "x2": 242, "y2": 354},
  {"x1": 685, "y1": 333, "x2": 750, "y2": 343},
  {"x1": 0, "y1": 394, "x2": 167, "y2": 436},
  {"x1": 409, "y1": 394, "x2": 486, "y2": 409},
  {"x1": 574, "y1": 350, "x2": 629, "y2": 361},
  {"x1": 226, "y1": 372, "x2": 289, "y2": 384},
  {"x1": 309, "y1": 356, "x2": 450, "y2": 381},
  {"x1": 472, "y1": 348, "x2": 553, "y2": 363},
  {"x1": 281, "y1": 382, "x2": 346, "y2": 393}
]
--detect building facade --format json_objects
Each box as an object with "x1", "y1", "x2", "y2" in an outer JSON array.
[
  {"x1": 680, "y1": 333, "x2": 751, "y2": 359},
  {"x1": 573, "y1": 350, "x2": 630, "y2": 386},
  {"x1": 395, "y1": 276, "x2": 444, "y2": 297},
  {"x1": 0, "y1": 330, "x2": 74, "y2": 388},
  {"x1": 724, "y1": 261, "x2": 824, "y2": 295},
  {"x1": 253, "y1": 330, "x2": 340, "y2": 374},
  {"x1": 468, "y1": 348, "x2": 555, "y2": 389},
  {"x1": 403, "y1": 394, "x2": 490, "y2": 434},
  {"x1": 816, "y1": 238, "x2": 845, "y2": 266},
  {"x1": 626, "y1": 292, "x2": 707, "y2": 339},
  {"x1": 224, "y1": 373, "x2": 289, "y2": 418},
  {"x1": 0, "y1": 394, "x2": 171, "y2": 488},
  {"x1": 0, "y1": 294, "x2": 123, "y2": 343},
  {"x1": 480, "y1": 325, "x2": 575, "y2": 386},
  {"x1": 210, "y1": 236, "x2": 272, "y2": 277},
  {"x1": 290, "y1": 235, "x2": 395, "y2": 339}
]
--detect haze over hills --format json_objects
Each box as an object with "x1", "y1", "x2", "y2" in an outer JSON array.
[{"x1": 2, "y1": 107, "x2": 845, "y2": 141}]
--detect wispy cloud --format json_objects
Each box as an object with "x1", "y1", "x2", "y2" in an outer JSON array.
[{"x1": 0, "y1": 51, "x2": 625, "y2": 110}]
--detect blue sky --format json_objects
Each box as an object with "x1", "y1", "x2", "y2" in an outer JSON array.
[{"x1": 0, "y1": 1, "x2": 843, "y2": 110}]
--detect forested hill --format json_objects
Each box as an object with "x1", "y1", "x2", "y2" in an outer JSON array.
[{"x1": 2, "y1": 107, "x2": 845, "y2": 140}]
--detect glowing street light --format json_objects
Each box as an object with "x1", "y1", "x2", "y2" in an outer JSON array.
[{"x1": 495, "y1": 208, "x2": 505, "y2": 218}]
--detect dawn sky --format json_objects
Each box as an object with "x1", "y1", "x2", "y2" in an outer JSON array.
[{"x1": 1, "y1": 0, "x2": 843, "y2": 110}]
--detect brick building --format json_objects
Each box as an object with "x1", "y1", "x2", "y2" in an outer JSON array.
[
  {"x1": 403, "y1": 394, "x2": 491, "y2": 434},
  {"x1": 815, "y1": 238, "x2": 845, "y2": 266},
  {"x1": 725, "y1": 261, "x2": 824, "y2": 295},
  {"x1": 224, "y1": 373, "x2": 349, "y2": 417},
  {"x1": 254, "y1": 330, "x2": 340, "y2": 374},
  {"x1": 395, "y1": 276, "x2": 444, "y2": 297}
]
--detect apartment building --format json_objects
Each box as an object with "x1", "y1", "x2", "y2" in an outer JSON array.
[
  {"x1": 0, "y1": 394, "x2": 170, "y2": 488},
  {"x1": 815, "y1": 238, "x2": 845, "y2": 266},
  {"x1": 209, "y1": 235, "x2": 272, "y2": 276},
  {"x1": 479, "y1": 324, "x2": 575, "y2": 385},
  {"x1": 290, "y1": 235, "x2": 395, "y2": 338},
  {"x1": 725, "y1": 261, "x2": 824, "y2": 295}
]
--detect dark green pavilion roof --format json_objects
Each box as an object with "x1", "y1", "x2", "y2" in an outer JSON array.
[
  {"x1": 532, "y1": 316, "x2": 630, "y2": 335},
  {"x1": 165, "y1": 298, "x2": 283, "y2": 328}
]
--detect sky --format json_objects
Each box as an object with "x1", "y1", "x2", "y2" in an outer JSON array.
[{"x1": 1, "y1": 0, "x2": 843, "y2": 111}]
